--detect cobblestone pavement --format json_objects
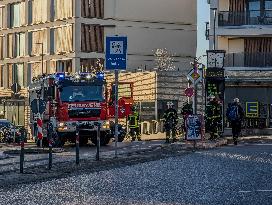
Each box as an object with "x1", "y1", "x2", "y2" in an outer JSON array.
[{"x1": 0, "y1": 138, "x2": 271, "y2": 205}]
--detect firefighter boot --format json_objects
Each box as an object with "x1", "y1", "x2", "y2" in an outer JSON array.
[{"x1": 165, "y1": 131, "x2": 170, "y2": 143}]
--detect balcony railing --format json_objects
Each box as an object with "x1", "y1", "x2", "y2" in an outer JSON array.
[
  {"x1": 225, "y1": 52, "x2": 272, "y2": 67},
  {"x1": 218, "y1": 11, "x2": 272, "y2": 26}
]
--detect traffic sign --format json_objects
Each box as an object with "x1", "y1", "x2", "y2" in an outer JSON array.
[
  {"x1": 11, "y1": 83, "x2": 21, "y2": 94},
  {"x1": 105, "y1": 36, "x2": 127, "y2": 70},
  {"x1": 185, "y1": 87, "x2": 194, "y2": 97},
  {"x1": 187, "y1": 69, "x2": 202, "y2": 85},
  {"x1": 31, "y1": 99, "x2": 46, "y2": 114}
]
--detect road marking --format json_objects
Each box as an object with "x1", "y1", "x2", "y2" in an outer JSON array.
[
  {"x1": 239, "y1": 191, "x2": 252, "y2": 193},
  {"x1": 239, "y1": 190, "x2": 272, "y2": 193}
]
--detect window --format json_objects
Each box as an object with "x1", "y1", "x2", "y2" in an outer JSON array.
[
  {"x1": 7, "y1": 34, "x2": 14, "y2": 58},
  {"x1": 14, "y1": 64, "x2": 24, "y2": 86},
  {"x1": 31, "y1": 29, "x2": 47, "y2": 56},
  {"x1": 0, "y1": 36, "x2": 3, "y2": 60},
  {"x1": 7, "y1": 64, "x2": 13, "y2": 88},
  {"x1": 0, "y1": 7, "x2": 4, "y2": 29},
  {"x1": 54, "y1": 25, "x2": 73, "y2": 54},
  {"x1": 81, "y1": 0, "x2": 104, "y2": 18},
  {"x1": 15, "y1": 33, "x2": 25, "y2": 57},
  {"x1": 0, "y1": 65, "x2": 4, "y2": 87},
  {"x1": 10, "y1": 2, "x2": 26, "y2": 28},
  {"x1": 54, "y1": 0, "x2": 73, "y2": 20},
  {"x1": 31, "y1": 62, "x2": 44, "y2": 79},
  {"x1": 51, "y1": 59, "x2": 72, "y2": 73},
  {"x1": 80, "y1": 58, "x2": 104, "y2": 72},
  {"x1": 81, "y1": 24, "x2": 104, "y2": 53},
  {"x1": 265, "y1": 0, "x2": 272, "y2": 17},
  {"x1": 248, "y1": 0, "x2": 261, "y2": 18},
  {"x1": 32, "y1": 0, "x2": 48, "y2": 23}
]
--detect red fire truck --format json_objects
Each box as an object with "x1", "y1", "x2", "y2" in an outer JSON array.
[{"x1": 29, "y1": 72, "x2": 134, "y2": 146}]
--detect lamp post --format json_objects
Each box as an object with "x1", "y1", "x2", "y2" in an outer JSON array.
[
  {"x1": 36, "y1": 42, "x2": 44, "y2": 74},
  {"x1": 211, "y1": 8, "x2": 217, "y2": 50}
]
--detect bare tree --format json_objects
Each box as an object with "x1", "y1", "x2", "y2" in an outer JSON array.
[{"x1": 153, "y1": 48, "x2": 175, "y2": 71}]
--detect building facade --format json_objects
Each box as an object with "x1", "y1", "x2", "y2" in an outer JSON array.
[
  {"x1": 0, "y1": 0, "x2": 196, "y2": 126},
  {"x1": 209, "y1": 0, "x2": 272, "y2": 129}
]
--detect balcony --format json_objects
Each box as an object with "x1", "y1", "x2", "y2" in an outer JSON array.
[
  {"x1": 218, "y1": 11, "x2": 272, "y2": 26},
  {"x1": 225, "y1": 52, "x2": 272, "y2": 67}
]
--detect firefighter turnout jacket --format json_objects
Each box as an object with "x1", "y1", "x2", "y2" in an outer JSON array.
[{"x1": 128, "y1": 112, "x2": 140, "y2": 128}]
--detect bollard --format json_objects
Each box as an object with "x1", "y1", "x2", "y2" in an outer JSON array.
[
  {"x1": 19, "y1": 132, "x2": 25, "y2": 174},
  {"x1": 48, "y1": 139, "x2": 52, "y2": 170},
  {"x1": 48, "y1": 143, "x2": 52, "y2": 169},
  {"x1": 96, "y1": 124, "x2": 101, "y2": 161},
  {"x1": 48, "y1": 123, "x2": 53, "y2": 170},
  {"x1": 193, "y1": 140, "x2": 196, "y2": 152},
  {"x1": 76, "y1": 127, "x2": 79, "y2": 165}
]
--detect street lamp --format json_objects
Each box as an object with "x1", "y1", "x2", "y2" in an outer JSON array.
[
  {"x1": 36, "y1": 42, "x2": 44, "y2": 74},
  {"x1": 210, "y1": 8, "x2": 217, "y2": 50}
]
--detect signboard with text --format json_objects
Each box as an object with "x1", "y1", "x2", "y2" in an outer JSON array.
[
  {"x1": 105, "y1": 36, "x2": 127, "y2": 70},
  {"x1": 185, "y1": 114, "x2": 203, "y2": 141},
  {"x1": 246, "y1": 102, "x2": 259, "y2": 118}
]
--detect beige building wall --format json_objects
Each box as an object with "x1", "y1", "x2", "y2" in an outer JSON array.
[{"x1": 0, "y1": 0, "x2": 197, "y2": 125}]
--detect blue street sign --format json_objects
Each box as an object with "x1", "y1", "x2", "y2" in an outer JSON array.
[{"x1": 106, "y1": 36, "x2": 127, "y2": 70}]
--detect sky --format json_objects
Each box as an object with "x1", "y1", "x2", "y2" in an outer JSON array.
[{"x1": 197, "y1": 0, "x2": 210, "y2": 62}]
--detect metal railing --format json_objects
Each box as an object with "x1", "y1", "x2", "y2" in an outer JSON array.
[
  {"x1": 225, "y1": 52, "x2": 272, "y2": 67},
  {"x1": 218, "y1": 10, "x2": 272, "y2": 26}
]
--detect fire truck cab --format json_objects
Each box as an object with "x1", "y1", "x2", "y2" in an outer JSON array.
[{"x1": 28, "y1": 72, "x2": 133, "y2": 147}]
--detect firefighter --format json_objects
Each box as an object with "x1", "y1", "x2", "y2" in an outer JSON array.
[
  {"x1": 163, "y1": 103, "x2": 178, "y2": 143},
  {"x1": 181, "y1": 102, "x2": 193, "y2": 130},
  {"x1": 205, "y1": 95, "x2": 221, "y2": 140},
  {"x1": 128, "y1": 106, "x2": 141, "y2": 141}
]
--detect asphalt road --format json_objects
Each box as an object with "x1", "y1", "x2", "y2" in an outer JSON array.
[{"x1": 0, "y1": 142, "x2": 272, "y2": 205}]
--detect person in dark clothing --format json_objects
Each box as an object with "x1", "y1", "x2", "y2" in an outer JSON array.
[
  {"x1": 181, "y1": 102, "x2": 193, "y2": 134},
  {"x1": 205, "y1": 95, "x2": 221, "y2": 140},
  {"x1": 226, "y1": 98, "x2": 244, "y2": 145},
  {"x1": 163, "y1": 103, "x2": 178, "y2": 143}
]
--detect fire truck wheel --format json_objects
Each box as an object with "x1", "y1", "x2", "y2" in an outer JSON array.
[
  {"x1": 79, "y1": 137, "x2": 89, "y2": 146},
  {"x1": 91, "y1": 131, "x2": 111, "y2": 146}
]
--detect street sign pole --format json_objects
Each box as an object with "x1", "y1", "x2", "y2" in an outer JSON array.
[
  {"x1": 114, "y1": 69, "x2": 119, "y2": 158},
  {"x1": 105, "y1": 36, "x2": 127, "y2": 158}
]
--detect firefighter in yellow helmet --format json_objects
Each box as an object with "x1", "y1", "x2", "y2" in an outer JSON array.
[{"x1": 128, "y1": 105, "x2": 141, "y2": 141}]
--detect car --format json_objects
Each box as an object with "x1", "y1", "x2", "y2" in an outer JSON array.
[{"x1": 0, "y1": 119, "x2": 25, "y2": 143}]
